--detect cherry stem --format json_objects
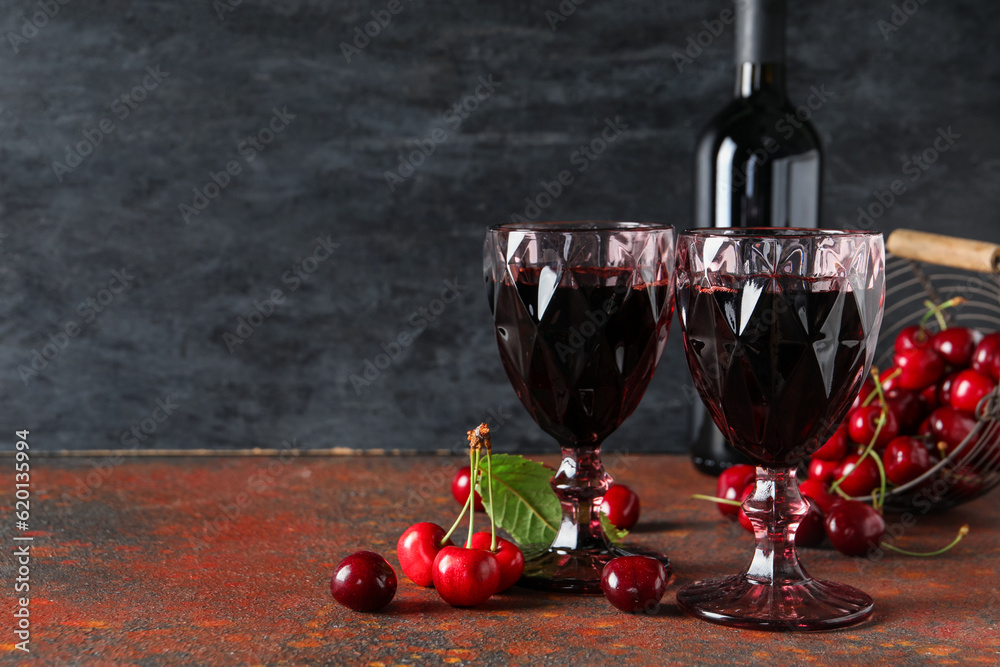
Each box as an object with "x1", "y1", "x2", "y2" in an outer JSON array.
[
  {"x1": 465, "y1": 448, "x2": 480, "y2": 548},
  {"x1": 868, "y1": 448, "x2": 888, "y2": 511},
  {"x1": 882, "y1": 525, "x2": 970, "y2": 557},
  {"x1": 920, "y1": 297, "x2": 966, "y2": 331},
  {"x1": 690, "y1": 493, "x2": 742, "y2": 507},
  {"x1": 938, "y1": 441, "x2": 951, "y2": 459},
  {"x1": 831, "y1": 369, "x2": 887, "y2": 509},
  {"x1": 441, "y1": 447, "x2": 477, "y2": 546},
  {"x1": 861, "y1": 368, "x2": 900, "y2": 407},
  {"x1": 486, "y1": 446, "x2": 496, "y2": 552}
]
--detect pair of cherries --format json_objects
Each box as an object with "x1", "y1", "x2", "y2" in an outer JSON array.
[
  {"x1": 396, "y1": 523, "x2": 523, "y2": 606},
  {"x1": 328, "y1": 529, "x2": 526, "y2": 612}
]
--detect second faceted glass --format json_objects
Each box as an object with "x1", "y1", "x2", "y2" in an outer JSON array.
[
  {"x1": 674, "y1": 228, "x2": 885, "y2": 630},
  {"x1": 484, "y1": 221, "x2": 676, "y2": 593}
]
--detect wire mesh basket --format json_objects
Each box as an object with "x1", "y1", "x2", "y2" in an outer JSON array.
[{"x1": 862, "y1": 229, "x2": 1000, "y2": 512}]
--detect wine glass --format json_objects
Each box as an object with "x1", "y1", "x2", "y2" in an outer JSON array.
[
  {"x1": 674, "y1": 228, "x2": 885, "y2": 630},
  {"x1": 484, "y1": 221, "x2": 676, "y2": 593}
]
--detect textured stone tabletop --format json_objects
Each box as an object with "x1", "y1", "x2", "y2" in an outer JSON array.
[{"x1": 2, "y1": 455, "x2": 998, "y2": 665}]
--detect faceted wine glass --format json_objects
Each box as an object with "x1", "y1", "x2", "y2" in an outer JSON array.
[
  {"x1": 484, "y1": 221, "x2": 676, "y2": 593},
  {"x1": 674, "y1": 228, "x2": 885, "y2": 630}
]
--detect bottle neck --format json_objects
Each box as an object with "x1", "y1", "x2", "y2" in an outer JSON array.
[
  {"x1": 734, "y1": 63, "x2": 787, "y2": 99},
  {"x1": 734, "y1": 0, "x2": 787, "y2": 99}
]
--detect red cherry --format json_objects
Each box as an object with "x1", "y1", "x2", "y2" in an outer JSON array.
[
  {"x1": 601, "y1": 484, "x2": 641, "y2": 530},
  {"x1": 931, "y1": 327, "x2": 979, "y2": 366},
  {"x1": 935, "y1": 371, "x2": 962, "y2": 407},
  {"x1": 894, "y1": 325, "x2": 931, "y2": 353},
  {"x1": 798, "y1": 478, "x2": 837, "y2": 513},
  {"x1": 330, "y1": 551, "x2": 397, "y2": 612},
  {"x1": 813, "y1": 425, "x2": 848, "y2": 461},
  {"x1": 432, "y1": 546, "x2": 501, "y2": 607},
  {"x1": 847, "y1": 405, "x2": 898, "y2": 450},
  {"x1": 949, "y1": 369, "x2": 997, "y2": 414},
  {"x1": 851, "y1": 378, "x2": 877, "y2": 410},
  {"x1": 601, "y1": 556, "x2": 669, "y2": 614},
  {"x1": 882, "y1": 388, "x2": 925, "y2": 431},
  {"x1": 468, "y1": 532, "x2": 524, "y2": 593},
  {"x1": 397, "y1": 522, "x2": 452, "y2": 587},
  {"x1": 920, "y1": 382, "x2": 939, "y2": 410},
  {"x1": 927, "y1": 407, "x2": 979, "y2": 455},
  {"x1": 795, "y1": 500, "x2": 826, "y2": 548},
  {"x1": 833, "y1": 453, "x2": 881, "y2": 497},
  {"x1": 884, "y1": 436, "x2": 936, "y2": 486},
  {"x1": 737, "y1": 483, "x2": 755, "y2": 533},
  {"x1": 807, "y1": 457, "x2": 839, "y2": 485},
  {"x1": 879, "y1": 367, "x2": 904, "y2": 394},
  {"x1": 894, "y1": 348, "x2": 946, "y2": 390},
  {"x1": 715, "y1": 464, "x2": 756, "y2": 520},
  {"x1": 825, "y1": 500, "x2": 886, "y2": 557},
  {"x1": 451, "y1": 466, "x2": 485, "y2": 512},
  {"x1": 971, "y1": 332, "x2": 1000, "y2": 380}
]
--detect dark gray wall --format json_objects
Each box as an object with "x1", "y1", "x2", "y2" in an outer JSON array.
[{"x1": 2, "y1": 0, "x2": 998, "y2": 452}]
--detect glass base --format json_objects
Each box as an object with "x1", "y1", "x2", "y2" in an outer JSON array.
[
  {"x1": 518, "y1": 544, "x2": 672, "y2": 594},
  {"x1": 676, "y1": 575, "x2": 874, "y2": 631}
]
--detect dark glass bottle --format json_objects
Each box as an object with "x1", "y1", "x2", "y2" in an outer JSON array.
[{"x1": 689, "y1": 0, "x2": 823, "y2": 474}]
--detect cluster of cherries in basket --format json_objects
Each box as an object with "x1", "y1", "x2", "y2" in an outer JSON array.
[
  {"x1": 811, "y1": 311, "x2": 999, "y2": 496},
  {"x1": 708, "y1": 301, "x2": 994, "y2": 557}
]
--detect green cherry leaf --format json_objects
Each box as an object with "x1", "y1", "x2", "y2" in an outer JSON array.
[{"x1": 476, "y1": 454, "x2": 560, "y2": 547}]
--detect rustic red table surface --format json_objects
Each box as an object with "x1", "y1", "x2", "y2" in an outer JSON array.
[{"x1": 2, "y1": 454, "x2": 999, "y2": 665}]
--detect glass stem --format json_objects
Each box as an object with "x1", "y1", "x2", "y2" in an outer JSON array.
[
  {"x1": 549, "y1": 444, "x2": 612, "y2": 551},
  {"x1": 743, "y1": 466, "x2": 810, "y2": 586}
]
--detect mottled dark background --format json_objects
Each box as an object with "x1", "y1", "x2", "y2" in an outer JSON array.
[{"x1": 1, "y1": 0, "x2": 997, "y2": 453}]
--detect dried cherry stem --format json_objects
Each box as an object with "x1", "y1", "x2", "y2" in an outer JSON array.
[
  {"x1": 832, "y1": 368, "x2": 888, "y2": 508},
  {"x1": 882, "y1": 525, "x2": 969, "y2": 557},
  {"x1": 691, "y1": 494, "x2": 742, "y2": 507},
  {"x1": 920, "y1": 297, "x2": 967, "y2": 331},
  {"x1": 466, "y1": 447, "x2": 480, "y2": 548},
  {"x1": 440, "y1": 440, "x2": 479, "y2": 546},
  {"x1": 465, "y1": 422, "x2": 497, "y2": 551},
  {"x1": 474, "y1": 423, "x2": 497, "y2": 551}
]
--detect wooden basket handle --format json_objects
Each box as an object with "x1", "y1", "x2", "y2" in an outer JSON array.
[{"x1": 886, "y1": 229, "x2": 1000, "y2": 274}]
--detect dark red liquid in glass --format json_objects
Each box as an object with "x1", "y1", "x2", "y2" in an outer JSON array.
[
  {"x1": 680, "y1": 277, "x2": 868, "y2": 466},
  {"x1": 489, "y1": 268, "x2": 668, "y2": 447}
]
